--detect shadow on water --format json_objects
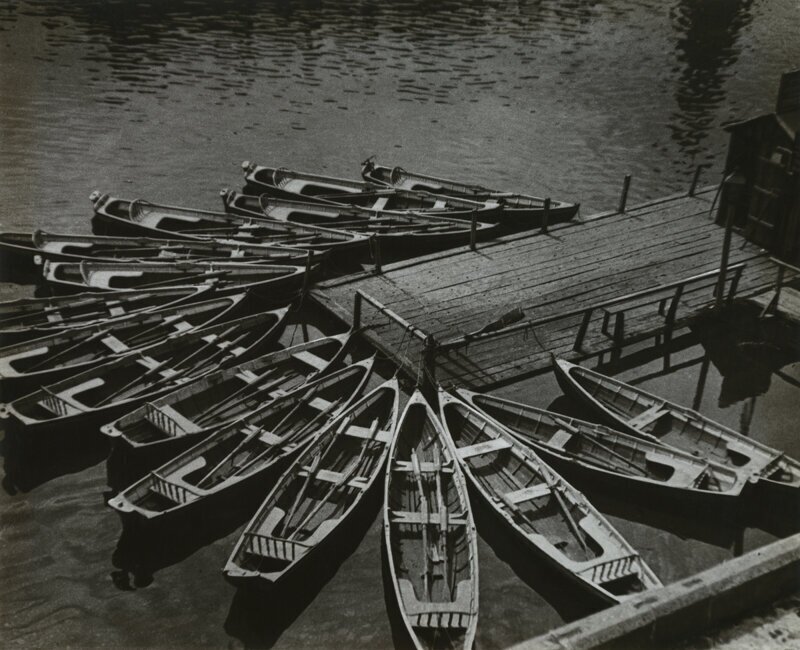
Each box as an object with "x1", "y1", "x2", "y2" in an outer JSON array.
[
  {"x1": 669, "y1": 0, "x2": 754, "y2": 160},
  {"x1": 224, "y1": 484, "x2": 382, "y2": 649},
  {"x1": 380, "y1": 535, "x2": 416, "y2": 650},
  {"x1": 1, "y1": 428, "x2": 109, "y2": 494}
]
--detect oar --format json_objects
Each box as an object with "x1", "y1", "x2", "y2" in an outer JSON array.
[
  {"x1": 288, "y1": 417, "x2": 381, "y2": 541},
  {"x1": 24, "y1": 327, "x2": 111, "y2": 372},
  {"x1": 192, "y1": 367, "x2": 287, "y2": 426},
  {"x1": 433, "y1": 445, "x2": 451, "y2": 597},
  {"x1": 95, "y1": 355, "x2": 169, "y2": 406},
  {"x1": 544, "y1": 473, "x2": 589, "y2": 556},
  {"x1": 276, "y1": 414, "x2": 352, "y2": 537},
  {"x1": 411, "y1": 449, "x2": 432, "y2": 598},
  {"x1": 195, "y1": 423, "x2": 268, "y2": 488},
  {"x1": 551, "y1": 416, "x2": 650, "y2": 477}
]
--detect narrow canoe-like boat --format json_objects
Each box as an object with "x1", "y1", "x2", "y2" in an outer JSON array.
[
  {"x1": 107, "y1": 358, "x2": 375, "y2": 527},
  {"x1": 90, "y1": 192, "x2": 367, "y2": 259},
  {"x1": 41, "y1": 259, "x2": 306, "y2": 298},
  {"x1": 456, "y1": 388, "x2": 745, "y2": 511},
  {"x1": 224, "y1": 378, "x2": 400, "y2": 588},
  {"x1": 222, "y1": 190, "x2": 499, "y2": 257},
  {"x1": 224, "y1": 189, "x2": 501, "y2": 224},
  {"x1": 0, "y1": 293, "x2": 247, "y2": 398},
  {"x1": 0, "y1": 287, "x2": 208, "y2": 346},
  {"x1": 242, "y1": 161, "x2": 373, "y2": 199},
  {"x1": 0, "y1": 309, "x2": 288, "y2": 442},
  {"x1": 385, "y1": 390, "x2": 479, "y2": 650},
  {"x1": 102, "y1": 331, "x2": 357, "y2": 469},
  {"x1": 0, "y1": 230, "x2": 314, "y2": 283},
  {"x1": 438, "y1": 389, "x2": 662, "y2": 604},
  {"x1": 553, "y1": 359, "x2": 800, "y2": 500},
  {"x1": 361, "y1": 159, "x2": 580, "y2": 229}
]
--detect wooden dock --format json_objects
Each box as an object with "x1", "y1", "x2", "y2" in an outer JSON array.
[{"x1": 312, "y1": 186, "x2": 783, "y2": 389}]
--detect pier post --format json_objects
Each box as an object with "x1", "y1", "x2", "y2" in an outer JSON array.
[
  {"x1": 373, "y1": 235, "x2": 382, "y2": 275},
  {"x1": 353, "y1": 291, "x2": 362, "y2": 329},
  {"x1": 541, "y1": 198, "x2": 550, "y2": 233},
  {"x1": 618, "y1": 174, "x2": 632, "y2": 213},
  {"x1": 470, "y1": 211, "x2": 477, "y2": 251},
  {"x1": 300, "y1": 250, "x2": 313, "y2": 297},
  {"x1": 688, "y1": 164, "x2": 706, "y2": 196}
]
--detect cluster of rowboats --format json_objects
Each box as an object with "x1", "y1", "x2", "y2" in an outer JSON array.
[{"x1": 1, "y1": 161, "x2": 796, "y2": 650}]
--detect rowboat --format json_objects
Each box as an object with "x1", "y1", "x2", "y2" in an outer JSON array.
[
  {"x1": 553, "y1": 358, "x2": 800, "y2": 501},
  {"x1": 107, "y1": 358, "x2": 375, "y2": 528},
  {"x1": 102, "y1": 331, "x2": 357, "y2": 471},
  {"x1": 456, "y1": 388, "x2": 745, "y2": 512},
  {"x1": 242, "y1": 161, "x2": 373, "y2": 199},
  {"x1": 224, "y1": 189, "x2": 501, "y2": 224},
  {"x1": 224, "y1": 378, "x2": 400, "y2": 588},
  {"x1": 361, "y1": 160, "x2": 580, "y2": 229},
  {"x1": 222, "y1": 190, "x2": 499, "y2": 257},
  {"x1": 438, "y1": 389, "x2": 662, "y2": 604},
  {"x1": 90, "y1": 192, "x2": 367, "y2": 259},
  {"x1": 0, "y1": 293, "x2": 247, "y2": 398},
  {"x1": 0, "y1": 231, "x2": 314, "y2": 283},
  {"x1": 384, "y1": 390, "x2": 479, "y2": 650},
  {"x1": 0, "y1": 309, "x2": 288, "y2": 442},
  {"x1": 41, "y1": 259, "x2": 307, "y2": 298},
  {"x1": 0, "y1": 287, "x2": 208, "y2": 346}
]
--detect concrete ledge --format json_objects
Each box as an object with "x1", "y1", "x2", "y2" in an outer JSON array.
[{"x1": 508, "y1": 532, "x2": 800, "y2": 650}]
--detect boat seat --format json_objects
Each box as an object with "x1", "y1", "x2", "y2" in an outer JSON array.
[
  {"x1": 171, "y1": 319, "x2": 194, "y2": 334},
  {"x1": 105, "y1": 300, "x2": 126, "y2": 317},
  {"x1": 432, "y1": 199, "x2": 448, "y2": 209},
  {"x1": 627, "y1": 406, "x2": 667, "y2": 429},
  {"x1": 144, "y1": 402, "x2": 203, "y2": 435},
  {"x1": 343, "y1": 424, "x2": 393, "y2": 444},
  {"x1": 393, "y1": 460, "x2": 454, "y2": 474},
  {"x1": 296, "y1": 466, "x2": 370, "y2": 490},
  {"x1": 546, "y1": 429, "x2": 573, "y2": 450},
  {"x1": 457, "y1": 437, "x2": 512, "y2": 460},
  {"x1": 292, "y1": 350, "x2": 328, "y2": 371},
  {"x1": 101, "y1": 334, "x2": 130, "y2": 354},
  {"x1": 308, "y1": 397, "x2": 332, "y2": 411},
  {"x1": 135, "y1": 354, "x2": 162, "y2": 371},
  {"x1": 239, "y1": 423, "x2": 283, "y2": 446},
  {"x1": 397, "y1": 579, "x2": 474, "y2": 628},
  {"x1": 45, "y1": 310, "x2": 64, "y2": 323},
  {"x1": 391, "y1": 511, "x2": 467, "y2": 527},
  {"x1": 236, "y1": 369, "x2": 260, "y2": 384},
  {"x1": 503, "y1": 483, "x2": 551, "y2": 506},
  {"x1": 371, "y1": 196, "x2": 390, "y2": 211}
]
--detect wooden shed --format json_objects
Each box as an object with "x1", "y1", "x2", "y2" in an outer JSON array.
[{"x1": 717, "y1": 69, "x2": 800, "y2": 263}]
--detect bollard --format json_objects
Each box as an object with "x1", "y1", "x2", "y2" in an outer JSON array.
[
  {"x1": 470, "y1": 211, "x2": 477, "y2": 251},
  {"x1": 541, "y1": 197, "x2": 551, "y2": 233},
  {"x1": 618, "y1": 174, "x2": 632, "y2": 213}
]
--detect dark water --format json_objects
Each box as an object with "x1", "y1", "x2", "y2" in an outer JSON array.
[{"x1": 1, "y1": 1, "x2": 799, "y2": 648}]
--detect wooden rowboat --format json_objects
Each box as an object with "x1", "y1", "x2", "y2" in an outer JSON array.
[
  {"x1": 361, "y1": 159, "x2": 580, "y2": 229},
  {"x1": 224, "y1": 378, "x2": 400, "y2": 588},
  {"x1": 0, "y1": 287, "x2": 208, "y2": 346},
  {"x1": 41, "y1": 259, "x2": 307, "y2": 298},
  {"x1": 0, "y1": 293, "x2": 247, "y2": 398},
  {"x1": 90, "y1": 192, "x2": 367, "y2": 259},
  {"x1": 222, "y1": 190, "x2": 499, "y2": 257},
  {"x1": 0, "y1": 309, "x2": 288, "y2": 442},
  {"x1": 0, "y1": 230, "x2": 314, "y2": 283},
  {"x1": 439, "y1": 389, "x2": 662, "y2": 604},
  {"x1": 553, "y1": 358, "x2": 800, "y2": 500},
  {"x1": 102, "y1": 331, "x2": 357, "y2": 470},
  {"x1": 385, "y1": 390, "x2": 479, "y2": 650},
  {"x1": 242, "y1": 161, "x2": 373, "y2": 199},
  {"x1": 456, "y1": 388, "x2": 745, "y2": 511},
  {"x1": 107, "y1": 358, "x2": 375, "y2": 527}
]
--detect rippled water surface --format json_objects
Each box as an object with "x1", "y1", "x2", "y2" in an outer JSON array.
[{"x1": 1, "y1": 1, "x2": 798, "y2": 648}]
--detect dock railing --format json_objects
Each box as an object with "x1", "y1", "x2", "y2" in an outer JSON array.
[
  {"x1": 759, "y1": 257, "x2": 800, "y2": 317},
  {"x1": 436, "y1": 263, "x2": 747, "y2": 356}
]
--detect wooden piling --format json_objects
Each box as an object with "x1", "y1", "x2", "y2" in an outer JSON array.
[
  {"x1": 688, "y1": 164, "x2": 706, "y2": 196},
  {"x1": 541, "y1": 198, "x2": 551, "y2": 233},
  {"x1": 470, "y1": 211, "x2": 477, "y2": 251},
  {"x1": 618, "y1": 174, "x2": 632, "y2": 213}
]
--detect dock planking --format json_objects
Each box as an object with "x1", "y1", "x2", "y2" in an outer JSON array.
[{"x1": 312, "y1": 187, "x2": 779, "y2": 389}]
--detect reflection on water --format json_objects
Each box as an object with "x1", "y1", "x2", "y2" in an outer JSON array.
[
  {"x1": 670, "y1": 0, "x2": 754, "y2": 157},
  {"x1": 1, "y1": 2, "x2": 799, "y2": 648}
]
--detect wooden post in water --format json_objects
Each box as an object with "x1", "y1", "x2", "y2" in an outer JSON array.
[
  {"x1": 353, "y1": 291, "x2": 362, "y2": 329},
  {"x1": 373, "y1": 235, "x2": 382, "y2": 275},
  {"x1": 715, "y1": 173, "x2": 745, "y2": 307},
  {"x1": 300, "y1": 250, "x2": 313, "y2": 297},
  {"x1": 688, "y1": 164, "x2": 706, "y2": 196},
  {"x1": 541, "y1": 198, "x2": 551, "y2": 233},
  {"x1": 618, "y1": 175, "x2": 632, "y2": 213},
  {"x1": 470, "y1": 210, "x2": 477, "y2": 251}
]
